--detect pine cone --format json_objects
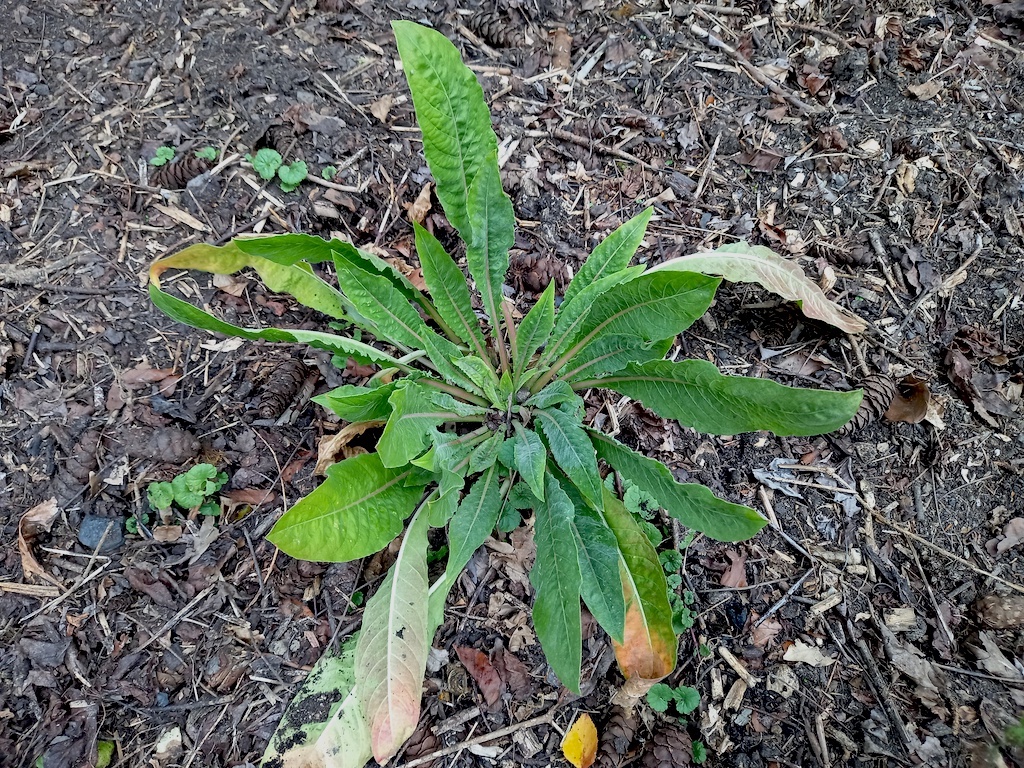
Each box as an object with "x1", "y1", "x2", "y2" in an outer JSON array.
[
  {"x1": 509, "y1": 252, "x2": 569, "y2": 294},
  {"x1": 838, "y1": 373, "x2": 896, "y2": 435},
  {"x1": 150, "y1": 155, "x2": 211, "y2": 189},
  {"x1": 468, "y1": 9, "x2": 517, "y2": 48},
  {"x1": 640, "y1": 723, "x2": 692, "y2": 768},
  {"x1": 598, "y1": 706, "x2": 636, "y2": 766},
  {"x1": 258, "y1": 360, "x2": 308, "y2": 419},
  {"x1": 401, "y1": 717, "x2": 440, "y2": 768},
  {"x1": 734, "y1": 0, "x2": 759, "y2": 17}
]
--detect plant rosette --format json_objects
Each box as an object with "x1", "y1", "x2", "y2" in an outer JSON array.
[{"x1": 148, "y1": 20, "x2": 864, "y2": 766}]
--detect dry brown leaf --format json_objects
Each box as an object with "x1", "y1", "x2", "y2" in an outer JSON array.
[
  {"x1": 987, "y1": 518, "x2": 1024, "y2": 557},
  {"x1": 551, "y1": 28, "x2": 573, "y2": 71},
  {"x1": 908, "y1": 79, "x2": 944, "y2": 100},
  {"x1": 720, "y1": 549, "x2": 748, "y2": 588},
  {"x1": 885, "y1": 375, "x2": 930, "y2": 424},
  {"x1": 454, "y1": 645, "x2": 504, "y2": 707},
  {"x1": 406, "y1": 182, "x2": 432, "y2": 225},
  {"x1": 782, "y1": 639, "x2": 835, "y2": 667},
  {"x1": 152, "y1": 525, "x2": 184, "y2": 543},
  {"x1": 370, "y1": 94, "x2": 394, "y2": 122},
  {"x1": 880, "y1": 623, "x2": 949, "y2": 718},
  {"x1": 315, "y1": 421, "x2": 383, "y2": 475},
  {"x1": 751, "y1": 617, "x2": 783, "y2": 649},
  {"x1": 384, "y1": 256, "x2": 427, "y2": 292},
  {"x1": 970, "y1": 632, "x2": 1023, "y2": 681},
  {"x1": 18, "y1": 498, "x2": 62, "y2": 586}
]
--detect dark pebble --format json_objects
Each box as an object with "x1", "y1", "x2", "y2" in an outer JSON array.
[{"x1": 77, "y1": 515, "x2": 124, "y2": 553}]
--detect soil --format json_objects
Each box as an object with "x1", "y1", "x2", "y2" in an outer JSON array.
[{"x1": 2, "y1": 1, "x2": 1024, "y2": 767}]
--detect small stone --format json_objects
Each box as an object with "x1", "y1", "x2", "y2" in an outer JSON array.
[{"x1": 77, "y1": 515, "x2": 124, "y2": 553}]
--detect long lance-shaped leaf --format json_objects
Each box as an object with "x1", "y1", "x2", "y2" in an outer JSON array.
[
  {"x1": 531, "y1": 474, "x2": 583, "y2": 694},
  {"x1": 355, "y1": 504, "x2": 431, "y2": 763},
  {"x1": 562, "y1": 207, "x2": 653, "y2": 306},
  {"x1": 563, "y1": 335, "x2": 673, "y2": 383},
  {"x1": 512, "y1": 423, "x2": 546, "y2": 501},
  {"x1": 150, "y1": 285, "x2": 405, "y2": 369},
  {"x1": 392, "y1": 20, "x2": 499, "y2": 238},
  {"x1": 577, "y1": 359, "x2": 863, "y2": 436},
  {"x1": 465, "y1": 154, "x2": 514, "y2": 367},
  {"x1": 426, "y1": 467, "x2": 504, "y2": 634},
  {"x1": 513, "y1": 281, "x2": 555, "y2": 382},
  {"x1": 414, "y1": 223, "x2": 489, "y2": 361},
  {"x1": 150, "y1": 240, "x2": 356, "y2": 323},
  {"x1": 649, "y1": 241, "x2": 867, "y2": 333},
  {"x1": 260, "y1": 636, "x2": 371, "y2": 768},
  {"x1": 600, "y1": 488, "x2": 677, "y2": 684},
  {"x1": 378, "y1": 382, "x2": 486, "y2": 468},
  {"x1": 267, "y1": 453, "x2": 425, "y2": 562},
  {"x1": 535, "y1": 406, "x2": 603, "y2": 509},
  {"x1": 589, "y1": 430, "x2": 767, "y2": 542},
  {"x1": 312, "y1": 382, "x2": 399, "y2": 423}
]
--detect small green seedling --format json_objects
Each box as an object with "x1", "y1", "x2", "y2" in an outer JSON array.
[
  {"x1": 647, "y1": 682, "x2": 700, "y2": 716},
  {"x1": 248, "y1": 148, "x2": 283, "y2": 180},
  {"x1": 150, "y1": 146, "x2": 175, "y2": 166},
  {"x1": 277, "y1": 160, "x2": 308, "y2": 192},
  {"x1": 147, "y1": 463, "x2": 228, "y2": 518},
  {"x1": 693, "y1": 740, "x2": 708, "y2": 764},
  {"x1": 148, "y1": 20, "x2": 864, "y2": 765},
  {"x1": 195, "y1": 146, "x2": 218, "y2": 161},
  {"x1": 321, "y1": 165, "x2": 338, "y2": 181}
]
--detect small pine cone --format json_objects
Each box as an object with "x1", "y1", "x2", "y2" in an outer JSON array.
[
  {"x1": 509, "y1": 252, "x2": 569, "y2": 294},
  {"x1": 598, "y1": 706, "x2": 636, "y2": 766},
  {"x1": 977, "y1": 596, "x2": 1024, "y2": 629},
  {"x1": 641, "y1": 723, "x2": 692, "y2": 768},
  {"x1": 734, "y1": 0, "x2": 758, "y2": 17},
  {"x1": 837, "y1": 373, "x2": 897, "y2": 435},
  {"x1": 469, "y1": 9, "x2": 516, "y2": 48},
  {"x1": 401, "y1": 718, "x2": 440, "y2": 768},
  {"x1": 258, "y1": 360, "x2": 308, "y2": 418},
  {"x1": 150, "y1": 155, "x2": 211, "y2": 189}
]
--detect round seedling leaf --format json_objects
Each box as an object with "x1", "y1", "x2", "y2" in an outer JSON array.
[
  {"x1": 150, "y1": 146, "x2": 175, "y2": 166},
  {"x1": 250, "y1": 148, "x2": 283, "y2": 180},
  {"x1": 278, "y1": 160, "x2": 308, "y2": 192}
]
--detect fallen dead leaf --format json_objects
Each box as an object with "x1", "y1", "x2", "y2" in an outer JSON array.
[
  {"x1": 315, "y1": 421, "x2": 382, "y2": 475},
  {"x1": 885, "y1": 376, "x2": 930, "y2": 424},
  {"x1": 370, "y1": 94, "x2": 394, "y2": 122},
  {"x1": 454, "y1": 645, "x2": 503, "y2": 707},
  {"x1": 987, "y1": 518, "x2": 1024, "y2": 557},
  {"x1": 188, "y1": 516, "x2": 220, "y2": 564},
  {"x1": 18, "y1": 498, "x2": 62, "y2": 586},
  {"x1": 406, "y1": 182, "x2": 432, "y2": 225},
  {"x1": 561, "y1": 713, "x2": 598, "y2": 768},
  {"x1": 751, "y1": 617, "x2": 783, "y2": 649},
  {"x1": 970, "y1": 632, "x2": 1024, "y2": 682},
  {"x1": 720, "y1": 549, "x2": 748, "y2": 588},
  {"x1": 152, "y1": 525, "x2": 183, "y2": 543},
  {"x1": 783, "y1": 639, "x2": 835, "y2": 667},
  {"x1": 880, "y1": 623, "x2": 949, "y2": 718},
  {"x1": 908, "y1": 79, "x2": 944, "y2": 100},
  {"x1": 551, "y1": 28, "x2": 573, "y2": 71}
]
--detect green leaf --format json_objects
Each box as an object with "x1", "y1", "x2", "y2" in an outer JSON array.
[
  {"x1": 355, "y1": 506, "x2": 431, "y2": 763},
  {"x1": 560, "y1": 271, "x2": 720, "y2": 364},
  {"x1": 147, "y1": 482, "x2": 174, "y2": 511},
  {"x1": 277, "y1": 160, "x2": 309, "y2": 192},
  {"x1": 428, "y1": 466, "x2": 503, "y2": 633},
  {"x1": 674, "y1": 685, "x2": 700, "y2": 714},
  {"x1": 659, "y1": 550, "x2": 683, "y2": 573},
  {"x1": 563, "y1": 207, "x2": 653, "y2": 306},
  {"x1": 377, "y1": 383, "x2": 483, "y2": 468},
  {"x1": 392, "y1": 20, "x2": 499, "y2": 237},
  {"x1": 469, "y1": 431, "x2": 504, "y2": 474},
  {"x1": 692, "y1": 741, "x2": 708, "y2": 764},
  {"x1": 590, "y1": 430, "x2": 767, "y2": 542},
  {"x1": 465, "y1": 153, "x2": 514, "y2": 350},
  {"x1": 511, "y1": 424, "x2": 546, "y2": 501},
  {"x1": 563, "y1": 335, "x2": 673, "y2": 382},
  {"x1": 531, "y1": 474, "x2": 582, "y2": 693},
  {"x1": 267, "y1": 453, "x2": 424, "y2": 561},
  {"x1": 418, "y1": 429, "x2": 476, "y2": 526},
  {"x1": 322, "y1": 165, "x2": 338, "y2": 180},
  {"x1": 453, "y1": 356, "x2": 501, "y2": 404},
  {"x1": 525, "y1": 381, "x2": 579, "y2": 411},
  {"x1": 171, "y1": 474, "x2": 204, "y2": 509},
  {"x1": 513, "y1": 281, "x2": 555, "y2": 379},
  {"x1": 572, "y1": 503, "x2": 626, "y2": 644},
  {"x1": 313, "y1": 382, "x2": 397, "y2": 422},
  {"x1": 183, "y1": 464, "x2": 218, "y2": 493},
  {"x1": 150, "y1": 146, "x2": 175, "y2": 166},
  {"x1": 96, "y1": 741, "x2": 114, "y2": 768},
  {"x1": 581, "y1": 359, "x2": 863, "y2": 436},
  {"x1": 261, "y1": 636, "x2": 371, "y2": 768},
  {"x1": 651, "y1": 240, "x2": 866, "y2": 333},
  {"x1": 535, "y1": 406, "x2": 603, "y2": 509},
  {"x1": 415, "y1": 223, "x2": 489, "y2": 359},
  {"x1": 646, "y1": 683, "x2": 674, "y2": 713},
  {"x1": 602, "y1": 488, "x2": 677, "y2": 681},
  {"x1": 251, "y1": 148, "x2": 283, "y2": 180},
  {"x1": 195, "y1": 146, "x2": 218, "y2": 161}
]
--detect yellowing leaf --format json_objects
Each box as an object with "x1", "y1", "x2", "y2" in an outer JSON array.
[
  {"x1": 561, "y1": 713, "x2": 598, "y2": 768},
  {"x1": 651, "y1": 241, "x2": 866, "y2": 333}
]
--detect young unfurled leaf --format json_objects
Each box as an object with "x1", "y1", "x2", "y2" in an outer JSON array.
[
  {"x1": 313, "y1": 382, "x2": 397, "y2": 423},
  {"x1": 277, "y1": 160, "x2": 308, "y2": 192},
  {"x1": 514, "y1": 281, "x2": 555, "y2": 379},
  {"x1": 590, "y1": 430, "x2": 767, "y2": 542},
  {"x1": 194, "y1": 146, "x2": 218, "y2": 161},
  {"x1": 355, "y1": 507, "x2": 431, "y2": 763},
  {"x1": 602, "y1": 489, "x2": 677, "y2": 684},
  {"x1": 650, "y1": 240, "x2": 867, "y2": 333},
  {"x1": 562, "y1": 207, "x2": 653, "y2": 306},
  {"x1": 572, "y1": 503, "x2": 626, "y2": 643},
  {"x1": 468, "y1": 431, "x2": 504, "y2": 474},
  {"x1": 415, "y1": 223, "x2": 489, "y2": 359},
  {"x1": 578, "y1": 359, "x2": 863, "y2": 436},
  {"x1": 261, "y1": 636, "x2": 372, "y2": 768},
  {"x1": 150, "y1": 146, "x2": 175, "y2": 166},
  {"x1": 535, "y1": 406, "x2": 603, "y2": 509},
  {"x1": 377, "y1": 382, "x2": 484, "y2": 468},
  {"x1": 392, "y1": 20, "x2": 499, "y2": 238},
  {"x1": 561, "y1": 712, "x2": 598, "y2": 768},
  {"x1": 147, "y1": 482, "x2": 174, "y2": 511},
  {"x1": 531, "y1": 474, "x2": 582, "y2": 693},
  {"x1": 512, "y1": 424, "x2": 546, "y2": 501},
  {"x1": 267, "y1": 453, "x2": 424, "y2": 561},
  {"x1": 250, "y1": 148, "x2": 283, "y2": 180},
  {"x1": 453, "y1": 356, "x2": 501, "y2": 403}
]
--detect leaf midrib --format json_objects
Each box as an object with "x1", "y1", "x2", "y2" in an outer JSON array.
[{"x1": 273, "y1": 470, "x2": 412, "y2": 531}]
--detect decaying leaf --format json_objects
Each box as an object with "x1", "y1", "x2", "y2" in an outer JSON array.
[
  {"x1": 977, "y1": 595, "x2": 1024, "y2": 629},
  {"x1": 18, "y1": 498, "x2": 62, "y2": 586},
  {"x1": 454, "y1": 645, "x2": 503, "y2": 707},
  {"x1": 751, "y1": 617, "x2": 783, "y2": 649},
  {"x1": 879, "y1": 623, "x2": 949, "y2": 718},
  {"x1": 561, "y1": 712, "x2": 598, "y2": 768},
  {"x1": 782, "y1": 639, "x2": 835, "y2": 667},
  {"x1": 884, "y1": 375, "x2": 930, "y2": 424},
  {"x1": 720, "y1": 549, "x2": 748, "y2": 588},
  {"x1": 969, "y1": 632, "x2": 1024, "y2": 682},
  {"x1": 315, "y1": 421, "x2": 383, "y2": 475},
  {"x1": 986, "y1": 518, "x2": 1024, "y2": 557},
  {"x1": 406, "y1": 182, "x2": 433, "y2": 225},
  {"x1": 908, "y1": 79, "x2": 944, "y2": 100},
  {"x1": 652, "y1": 241, "x2": 866, "y2": 333}
]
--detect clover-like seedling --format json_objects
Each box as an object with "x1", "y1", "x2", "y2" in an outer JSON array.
[
  {"x1": 149, "y1": 20, "x2": 864, "y2": 765},
  {"x1": 146, "y1": 463, "x2": 228, "y2": 518},
  {"x1": 150, "y1": 146, "x2": 175, "y2": 166},
  {"x1": 277, "y1": 160, "x2": 308, "y2": 192},
  {"x1": 248, "y1": 148, "x2": 283, "y2": 180},
  {"x1": 647, "y1": 682, "x2": 700, "y2": 715},
  {"x1": 195, "y1": 146, "x2": 218, "y2": 161}
]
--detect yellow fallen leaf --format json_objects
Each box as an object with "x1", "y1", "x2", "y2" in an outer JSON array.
[{"x1": 561, "y1": 712, "x2": 598, "y2": 768}]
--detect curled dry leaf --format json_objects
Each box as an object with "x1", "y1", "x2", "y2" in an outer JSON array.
[
  {"x1": 970, "y1": 632, "x2": 1024, "y2": 682},
  {"x1": 977, "y1": 595, "x2": 1024, "y2": 629},
  {"x1": 986, "y1": 518, "x2": 1024, "y2": 557},
  {"x1": 18, "y1": 498, "x2": 62, "y2": 586},
  {"x1": 454, "y1": 645, "x2": 503, "y2": 707},
  {"x1": 782, "y1": 638, "x2": 835, "y2": 667},
  {"x1": 314, "y1": 421, "x2": 382, "y2": 475},
  {"x1": 720, "y1": 549, "x2": 748, "y2": 588},
  {"x1": 406, "y1": 182, "x2": 433, "y2": 225},
  {"x1": 750, "y1": 616, "x2": 783, "y2": 649},
  {"x1": 885, "y1": 375, "x2": 930, "y2": 424},
  {"x1": 561, "y1": 712, "x2": 598, "y2": 768}
]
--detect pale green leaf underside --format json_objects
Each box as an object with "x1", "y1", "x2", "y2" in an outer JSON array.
[
  {"x1": 313, "y1": 383, "x2": 397, "y2": 422},
  {"x1": 589, "y1": 430, "x2": 767, "y2": 542},
  {"x1": 578, "y1": 359, "x2": 863, "y2": 436},
  {"x1": 650, "y1": 241, "x2": 867, "y2": 333},
  {"x1": 378, "y1": 383, "x2": 481, "y2": 468}
]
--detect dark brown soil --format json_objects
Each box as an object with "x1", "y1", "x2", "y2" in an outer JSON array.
[{"x1": 2, "y1": 1, "x2": 1024, "y2": 767}]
